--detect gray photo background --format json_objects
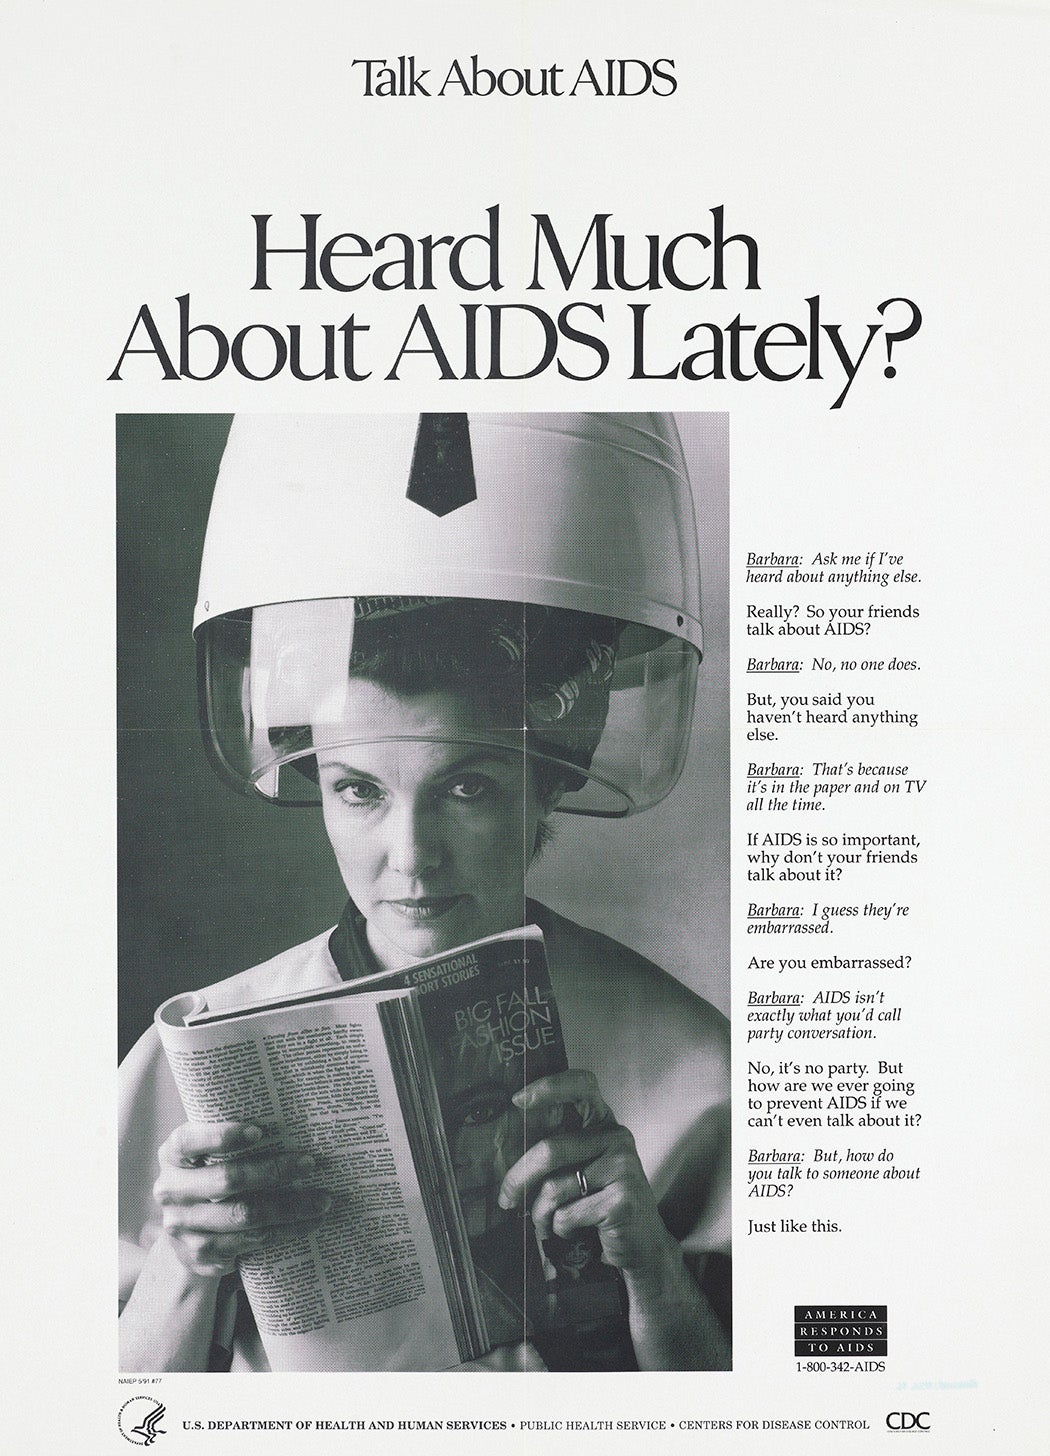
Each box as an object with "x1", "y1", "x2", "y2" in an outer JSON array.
[{"x1": 117, "y1": 414, "x2": 729, "y2": 1061}]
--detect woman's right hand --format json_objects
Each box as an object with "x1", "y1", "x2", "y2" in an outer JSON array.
[{"x1": 153, "y1": 1121, "x2": 332, "y2": 1277}]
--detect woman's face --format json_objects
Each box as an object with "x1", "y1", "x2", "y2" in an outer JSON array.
[
  {"x1": 316, "y1": 680, "x2": 553, "y2": 970},
  {"x1": 446, "y1": 1078, "x2": 524, "y2": 1240}
]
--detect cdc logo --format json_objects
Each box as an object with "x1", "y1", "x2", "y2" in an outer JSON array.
[{"x1": 886, "y1": 1411, "x2": 930, "y2": 1431}]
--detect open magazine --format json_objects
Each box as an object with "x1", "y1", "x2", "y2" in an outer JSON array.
[{"x1": 155, "y1": 926, "x2": 625, "y2": 1371}]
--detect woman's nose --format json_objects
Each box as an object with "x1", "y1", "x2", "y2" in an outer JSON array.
[{"x1": 385, "y1": 799, "x2": 443, "y2": 878}]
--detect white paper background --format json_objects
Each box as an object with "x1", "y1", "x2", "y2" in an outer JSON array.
[{"x1": 4, "y1": 1, "x2": 1048, "y2": 1451}]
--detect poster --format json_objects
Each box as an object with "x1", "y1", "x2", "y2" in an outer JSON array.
[{"x1": 5, "y1": 0, "x2": 1048, "y2": 1450}]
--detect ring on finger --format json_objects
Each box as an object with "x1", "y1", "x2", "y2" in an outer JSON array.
[{"x1": 575, "y1": 1167, "x2": 590, "y2": 1199}]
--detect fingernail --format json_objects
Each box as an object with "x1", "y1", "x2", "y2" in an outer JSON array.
[
  {"x1": 511, "y1": 1090, "x2": 527, "y2": 1108},
  {"x1": 295, "y1": 1155, "x2": 316, "y2": 1175},
  {"x1": 319, "y1": 1195, "x2": 334, "y2": 1215},
  {"x1": 497, "y1": 1189, "x2": 512, "y2": 1210},
  {"x1": 243, "y1": 1126, "x2": 263, "y2": 1143}
]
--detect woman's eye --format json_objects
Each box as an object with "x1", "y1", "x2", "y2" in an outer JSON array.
[
  {"x1": 447, "y1": 776, "x2": 488, "y2": 801},
  {"x1": 337, "y1": 779, "x2": 383, "y2": 804},
  {"x1": 455, "y1": 1089, "x2": 509, "y2": 1127},
  {"x1": 459, "y1": 1096, "x2": 506, "y2": 1127}
]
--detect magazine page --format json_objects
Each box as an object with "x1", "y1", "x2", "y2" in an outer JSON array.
[
  {"x1": 5, "y1": 1, "x2": 1048, "y2": 1452},
  {"x1": 148, "y1": 988, "x2": 468, "y2": 1372}
]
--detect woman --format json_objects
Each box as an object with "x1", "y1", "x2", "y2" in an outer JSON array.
[{"x1": 119, "y1": 414, "x2": 730, "y2": 1371}]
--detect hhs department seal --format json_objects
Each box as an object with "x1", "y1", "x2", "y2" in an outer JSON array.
[{"x1": 118, "y1": 1397, "x2": 166, "y2": 1446}]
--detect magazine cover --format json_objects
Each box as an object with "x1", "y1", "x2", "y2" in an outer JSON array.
[{"x1": 5, "y1": 1, "x2": 1048, "y2": 1451}]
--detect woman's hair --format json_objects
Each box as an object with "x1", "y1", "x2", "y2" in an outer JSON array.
[
  {"x1": 344, "y1": 598, "x2": 622, "y2": 796},
  {"x1": 270, "y1": 598, "x2": 623, "y2": 831}
]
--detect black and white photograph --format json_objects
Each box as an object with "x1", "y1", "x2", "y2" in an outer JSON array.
[{"x1": 117, "y1": 413, "x2": 731, "y2": 1372}]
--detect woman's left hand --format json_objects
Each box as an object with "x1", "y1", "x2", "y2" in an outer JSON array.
[
  {"x1": 496, "y1": 1069, "x2": 677, "y2": 1277},
  {"x1": 496, "y1": 1068, "x2": 730, "y2": 1371}
]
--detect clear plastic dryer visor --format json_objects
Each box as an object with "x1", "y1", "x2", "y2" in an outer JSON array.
[{"x1": 197, "y1": 596, "x2": 700, "y2": 817}]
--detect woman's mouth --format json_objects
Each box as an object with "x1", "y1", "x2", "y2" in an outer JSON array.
[{"x1": 385, "y1": 896, "x2": 464, "y2": 923}]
